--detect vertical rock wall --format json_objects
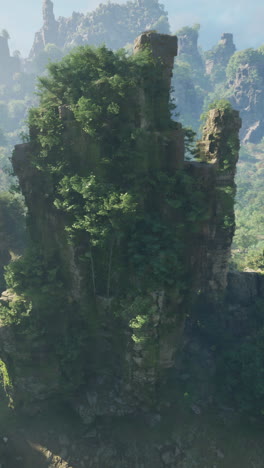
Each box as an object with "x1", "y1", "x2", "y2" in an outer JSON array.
[
  {"x1": 0, "y1": 33, "x2": 241, "y2": 417},
  {"x1": 188, "y1": 107, "x2": 241, "y2": 297},
  {"x1": 0, "y1": 35, "x2": 20, "y2": 84},
  {"x1": 205, "y1": 33, "x2": 236, "y2": 76}
]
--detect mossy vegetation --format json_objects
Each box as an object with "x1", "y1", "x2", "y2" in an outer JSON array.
[{"x1": 0, "y1": 44, "x2": 211, "y2": 406}]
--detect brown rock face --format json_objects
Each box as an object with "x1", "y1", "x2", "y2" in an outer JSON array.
[
  {"x1": 134, "y1": 31, "x2": 177, "y2": 75},
  {"x1": 133, "y1": 31, "x2": 184, "y2": 169},
  {"x1": 198, "y1": 107, "x2": 241, "y2": 173},
  {"x1": 134, "y1": 30, "x2": 177, "y2": 95},
  {"x1": 191, "y1": 107, "x2": 242, "y2": 295}
]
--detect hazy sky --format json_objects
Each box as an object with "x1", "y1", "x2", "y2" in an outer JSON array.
[{"x1": 1, "y1": 0, "x2": 264, "y2": 56}]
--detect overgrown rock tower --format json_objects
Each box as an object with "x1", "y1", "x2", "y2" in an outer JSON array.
[
  {"x1": 1, "y1": 32, "x2": 241, "y2": 419},
  {"x1": 30, "y1": 0, "x2": 58, "y2": 57},
  {"x1": 205, "y1": 32, "x2": 236, "y2": 76},
  {"x1": 0, "y1": 33, "x2": 20, "y2": 83},
  {"x1": 42, "y1": 0, "x2": 58, "y2": 46}
]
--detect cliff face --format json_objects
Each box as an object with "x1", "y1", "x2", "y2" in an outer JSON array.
[
  {"x1": 177, "y1": 26, "x2": 202, "y2": 64},
  {"x1": 176, "y1": 26, "x2": 204, "y2": 75},
  {"x1": 228, "y1": 63, "x2": 264, "y2": 143},
  {"x1": 0, "y1": 33, "x2": 241, "y2": 420},
  {"x1": 190, "y1": 106, "x2": 241, "y2": 295},
  {"x1": 0, "y1": 35, "x2": 20, "y2": 84},
  {"x1": 30, "y1": 0, "x2": 170, "y2": 57},
  {"x1": 171, "y1": 26, "x2": 206, "y2": 130},
  {"x1": 30, "y1": 1, "x2": 58, "y2": 57},
  {"x1": 205, "y1": 33, "x2": 236, "y2": 78}
]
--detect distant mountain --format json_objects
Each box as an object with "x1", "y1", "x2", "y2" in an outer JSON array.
[{"x1": 30, "y1": 0, "x2": 170, "y2": 57}]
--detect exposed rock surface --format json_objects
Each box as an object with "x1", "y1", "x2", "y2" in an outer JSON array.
[
  {"x1": 42, "y1": 0, "x2": 58, "y2": 46},
  {"x1": 171, "y1": 26, "x2": 205, "y2": 130},
  {"x1": 228, "y1": 62, "x2": 264, "y2": 143},
  {"x1": 30, "y1": 0, "x2": 170, "y2": 57},
  {"x1": 205, "y1": 33, "x2": 236, "y2": 76},
  {"x1": 192, "y1": 107, "x2": 241, "y2": 295},
  {"x1": 0, "y1": 34, "x2": 20, "y2": 84},
  {"x1": 0, "y1": 33, "x2": 241, "y2": 422},
  {"x1": 177, "y1": 26, "x2": 203, "y2": 69},
  {"x1": 177, "y1": 27, "x2": 199, "y2": 57},
  {"x1": 134, "y1": 31, "x2": 177, "y2": 87}
]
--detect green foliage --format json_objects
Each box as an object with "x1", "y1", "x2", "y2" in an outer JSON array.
[
  {"x1": 7, "y1": 100, "x2": 27, "y2": 122},
  {"x1": 2, "y1": 44, "x2": 209, "y2": 320},
  {"x1": 200, "y1": 99, "x2": 240, "y2": 173},
  {"x1": 0, "y1": 244, "x2": 72, "y2": 329},
  {"x1": 0, "y1": 42, "x2": 212, "y2": 402},
  {"x1": 232, "y1": 142, "x2": 264, "y2": 269},
  {"x1": 226, "y1": 48, "x2": 264, "y2": 83},
  {"x1": 218, "y1": 300, "x2": 264, "y2": 414},
  {"x1": 176, "y1": 25, "x2": 199, "y2": 38},
  {"x1": 0, "y1": 359, "x2": 12, "y2": 400},
  {"x1": 0, "y1": 192, "x2": 26, "y2": 252},
  {"x1": 32, "y1": 43, "x2": 64, "y2": 74},
  {"x1": 171, "y1": 60, "x2": 205, "y2": 131},
  {"x1": 204, "y1": 98, "x2": 233, "y2": 116}
]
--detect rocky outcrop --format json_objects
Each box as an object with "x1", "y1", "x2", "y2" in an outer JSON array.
[
  {"x1": 198, "y1": 107, "x2": 241, "y2": 172},
  {"x1": 134, "y1": 31, "x2": 177, "y2": 88},
  {"x1": 42, "y1": 0, "x2": 58, "y2": 46},
  {"x1": 228, "y1": 62, "x2": 264, "y2": 143},
  {"x1": 30, "y1": 0, "x2": 170, "y2": 57},
  {"x1": 30, "y1": 0, "x2": 58, "y2": 57},
  {"x1": 176, "y1": 25, "x2": 203, "y2": 69},
  {"x1": 172, "y1": 25, "x2": 205, "y2": 129},
  {"x1": 205, "y1": 33, "x2": 236, "y2": 77},
  {"x1": 0, "y1": 33, "x2": 241, "y2": 419},
  {"x1": 0, "y1": 34, "x2": 20, "y2": 84},
  {"x1": 177, "y1": 26, "x2": 199, "y2": 57},
  {"x1": 192, "y1": 107, "x2": 241, "y2": 295}
]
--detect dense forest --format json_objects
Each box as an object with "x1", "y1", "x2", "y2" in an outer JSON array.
[
  {"x1": 0, "y1": 1, "x2": 264, "y2": 467},
  {"x1": 1, "y1": 16, "x2": 263, "y2": 272}
]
